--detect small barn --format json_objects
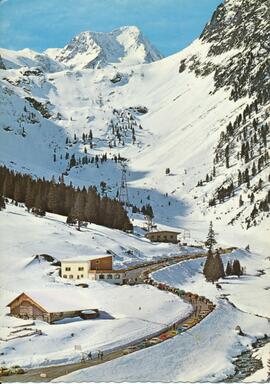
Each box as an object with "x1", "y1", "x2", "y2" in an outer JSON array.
[
  {"x1": 7, "y1": 290, "x2": 99, "y2": 323},
  {"x1": 145, "y1": 230, "x2": 180, "y2": 244}
]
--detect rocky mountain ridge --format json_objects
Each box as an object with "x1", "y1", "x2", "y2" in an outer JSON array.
[{"x1": 45, "y1": 26, "x2": 163, "y2": 69}]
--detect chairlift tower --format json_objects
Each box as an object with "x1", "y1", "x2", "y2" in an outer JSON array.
[{"x1": 118, "y1": 162, "x2": 129, "y2": 209}]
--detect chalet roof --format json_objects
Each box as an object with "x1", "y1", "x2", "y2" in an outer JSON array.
[
  {"x1": 7, "y1": 289, "x2": 94, "y2": 313},
  {"x1": 61, "y1": 254, "x2": 112, "y2": 263},
  {"x1": 146, "y1": 230, "x2": 181, "y2": 235}
]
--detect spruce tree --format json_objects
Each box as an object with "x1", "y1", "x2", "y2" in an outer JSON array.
[
  {"x1": 205, "y1": 221, "x2": 217, "y2": 253},
  {"x1": 0, "y1": 195, "x2": 5, "y2": 210},
  {"x1": 215, "y1": 250, "x2": 225, "y2": 279},
  {"x1": 71, "y1": 189, "x2": 86, "y2": 230},
  {"x1": 226, "y1": 260, "x2": 233, "y2": 276},
  {"x1": 232, "y1": 259, "x2": 242, "y2": 277},
  {"x1": 47, "y1": 184, "x2": 59, "y2": 213},
  {"x1": 203, "y1": 250, "x2": 224, "y2": 283},
  {"x1": 25, "y1": 179, "x2": 35, "y2": 210},
  {"x1": 239, "y1": 195, "x2": 244, "y2": 207}
]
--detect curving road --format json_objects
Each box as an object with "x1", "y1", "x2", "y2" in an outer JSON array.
[{"x1": 1, "y1": 249, "x2": 233, "y2": 383}]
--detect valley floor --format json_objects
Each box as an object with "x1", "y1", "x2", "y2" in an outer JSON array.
[
  {"x1": 56, "y1": 249, "x2": 270, "y2": 383},
  {"x1": 0, "y1": 203, "x2": 269, "y2": 382},
  {"x1": 0, "y1": 204, "x2": 194, "y2": 369}
]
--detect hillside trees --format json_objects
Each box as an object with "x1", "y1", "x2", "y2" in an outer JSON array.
[
  {"x1": 0, "y1": 166, "x2": 132, "y2": 231},
  {"x1": 203, "y1": 95, "x2": 270, "y2": 228}
]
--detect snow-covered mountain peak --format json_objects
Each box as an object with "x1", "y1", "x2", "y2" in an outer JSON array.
[
  {"x1": 0, "y1": 47, "x2": 64, "y2": 72},
  {"x1": 45, "y1": 27, "x2": 163, "y2": 69}
]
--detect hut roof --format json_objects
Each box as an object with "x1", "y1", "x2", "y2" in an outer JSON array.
[{"x1": 7, "y1": 289, "x2": 93, "y2": 313}]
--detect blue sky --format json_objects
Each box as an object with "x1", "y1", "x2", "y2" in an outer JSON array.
[{"x1": 0, "y1": 0, "x2": 221, "y2": 56}]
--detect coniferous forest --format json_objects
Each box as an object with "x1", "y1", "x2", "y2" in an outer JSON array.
[{"x1": 0, "y1": 166, "x2": 133, "y2": 231}]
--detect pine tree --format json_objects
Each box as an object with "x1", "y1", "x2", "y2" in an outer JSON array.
[
  {"x1": 47, "y1": 184, "x2": 59, "y2": 213},
  {"x1": 25, "y1": 179, "x2": 35, "y2": 211},
  {"x1": 69, "y1": 154, "x2": 76, "y2": 168},
  {"x1": 239, "y1": 195, "x2": 244, "y2": 207},
  {"x1": 2, "y1": 172, "x2": 14, "y2": 199},
  {"x1": 84, "y1": 187, "x2": 100, "y2": 224},
  {"x1": 89, "y1": 129, "x2": 93, "y2": 141},
  {"x1": 225, "y1": 145, "x2": 230, "y2": 168},
  {"x1": 203, "y1": 250, "x2": 224, "y2": 283},
  {"x1": 226, "y1": 260, "x2": 233, "y2": 276},
  {"x1": 232, "y1": 259, "x2": 242, "y2": 277},
  {"x1": 71, "y1": 189, "x2": 86, "y2": 230},
  {"x1": 215, "y1": 250, "x2": 225, "y2": 279},
  {"x1": 14, "y1": 180, "x2": 24, "y2": 203},
  {"x1": 0, "y1": 195, "x2": 5, "y2": 210},
  {"x1": 205, "y1": 221, "x2": 217, "y2": 253}
]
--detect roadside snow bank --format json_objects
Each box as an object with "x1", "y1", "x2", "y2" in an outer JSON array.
[{"x1": 54, "y1": 300, "x2": 269, "y2": 382}]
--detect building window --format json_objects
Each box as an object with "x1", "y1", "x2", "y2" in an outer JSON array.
[
  {"x1": 170, "y1": 235, "x2": 173, "y2": 239},
  {"x1": 78, "y1": 267, "x2": 84, "y2": 271},
  {"x1": 96, "y1": 260, "x2": 100, "y2": 264},
  {"x1": 63, "y1": 274, "x2": 67, "y2": 278},
  {"x1": 81, "y1": 274, "x2": 84, "y2": 278},
  {"x1": 65, "y1": 267, "x2": 71, "y2": 271},
  {"x1": 114, "y1": 274, "x2": 120, "y2": 279},
  {"x1": 107, "y1": 274, "x2": 112, "y2": 279},
  {"x1": 99, "y1": 274, "x2": 104, "y2": 280},
  {"x1": 164, "y1": 235, "x2": 167, "y2": 240},
  {"x1": 69, "y1": 274, "x2": 73, "y2": 279},
  {"x1": 77, "y1": 275, "x2": 80, "y2": 279}
]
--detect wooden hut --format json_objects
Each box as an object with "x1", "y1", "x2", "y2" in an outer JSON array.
[
  {"x1": 7, "y1": 290, "x2": 99, "y2": 324},
  {"x1": 145, "y1": 230, "x2": 180, "y2": 244}
]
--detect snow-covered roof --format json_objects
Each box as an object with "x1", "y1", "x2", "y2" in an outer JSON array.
[
  {"x1": 146, "y1": 230, "x2": 181, "y2": 235},
  {"x1": 61, "y1": 254, "x2": 111, "y2": 263},
  {"x1": 81, "y1": 309, "x2": 96, "y2": 315},
  {"x1": 8, "y1": 289, "x2": 94, "y2": 313}
]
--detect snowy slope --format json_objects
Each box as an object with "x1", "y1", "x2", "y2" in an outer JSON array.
[
  {"x1": 0, "y1": 204, "x2": 192, "y2": 368},
  {"x1": 55, "y1": 251, "x2": 270, "y2": 382},
  {"x1": 1, "y1": 3, "x2": 268, "y2": 237},
  {"x1": 55, "y1": 302, "x2": 269, "y2": 382},
  {"x1": 45, "y1": 27, "x2": 163, "y2": 70},
  {"x1": 0, "y1": 0, "x2": 269, "y2": 377}
]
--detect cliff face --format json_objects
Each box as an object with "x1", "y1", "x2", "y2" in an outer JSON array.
[{"x1": 180, "y1": 0, "x2": 270, "y2": 101}]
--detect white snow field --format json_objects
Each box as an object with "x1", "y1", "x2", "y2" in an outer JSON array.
[
  {"x1": 0, "y1": 0, "x2": 269, "y2": 380},
  {"x1": 56, "y1": 249, "x2": 270, "y2": 382},
  {"x1": 152, "y1": 248, "x2": 270, "y2": 318},
  {"x1": 0, "y1": 204, "x2": 192, "y2": 368}
]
